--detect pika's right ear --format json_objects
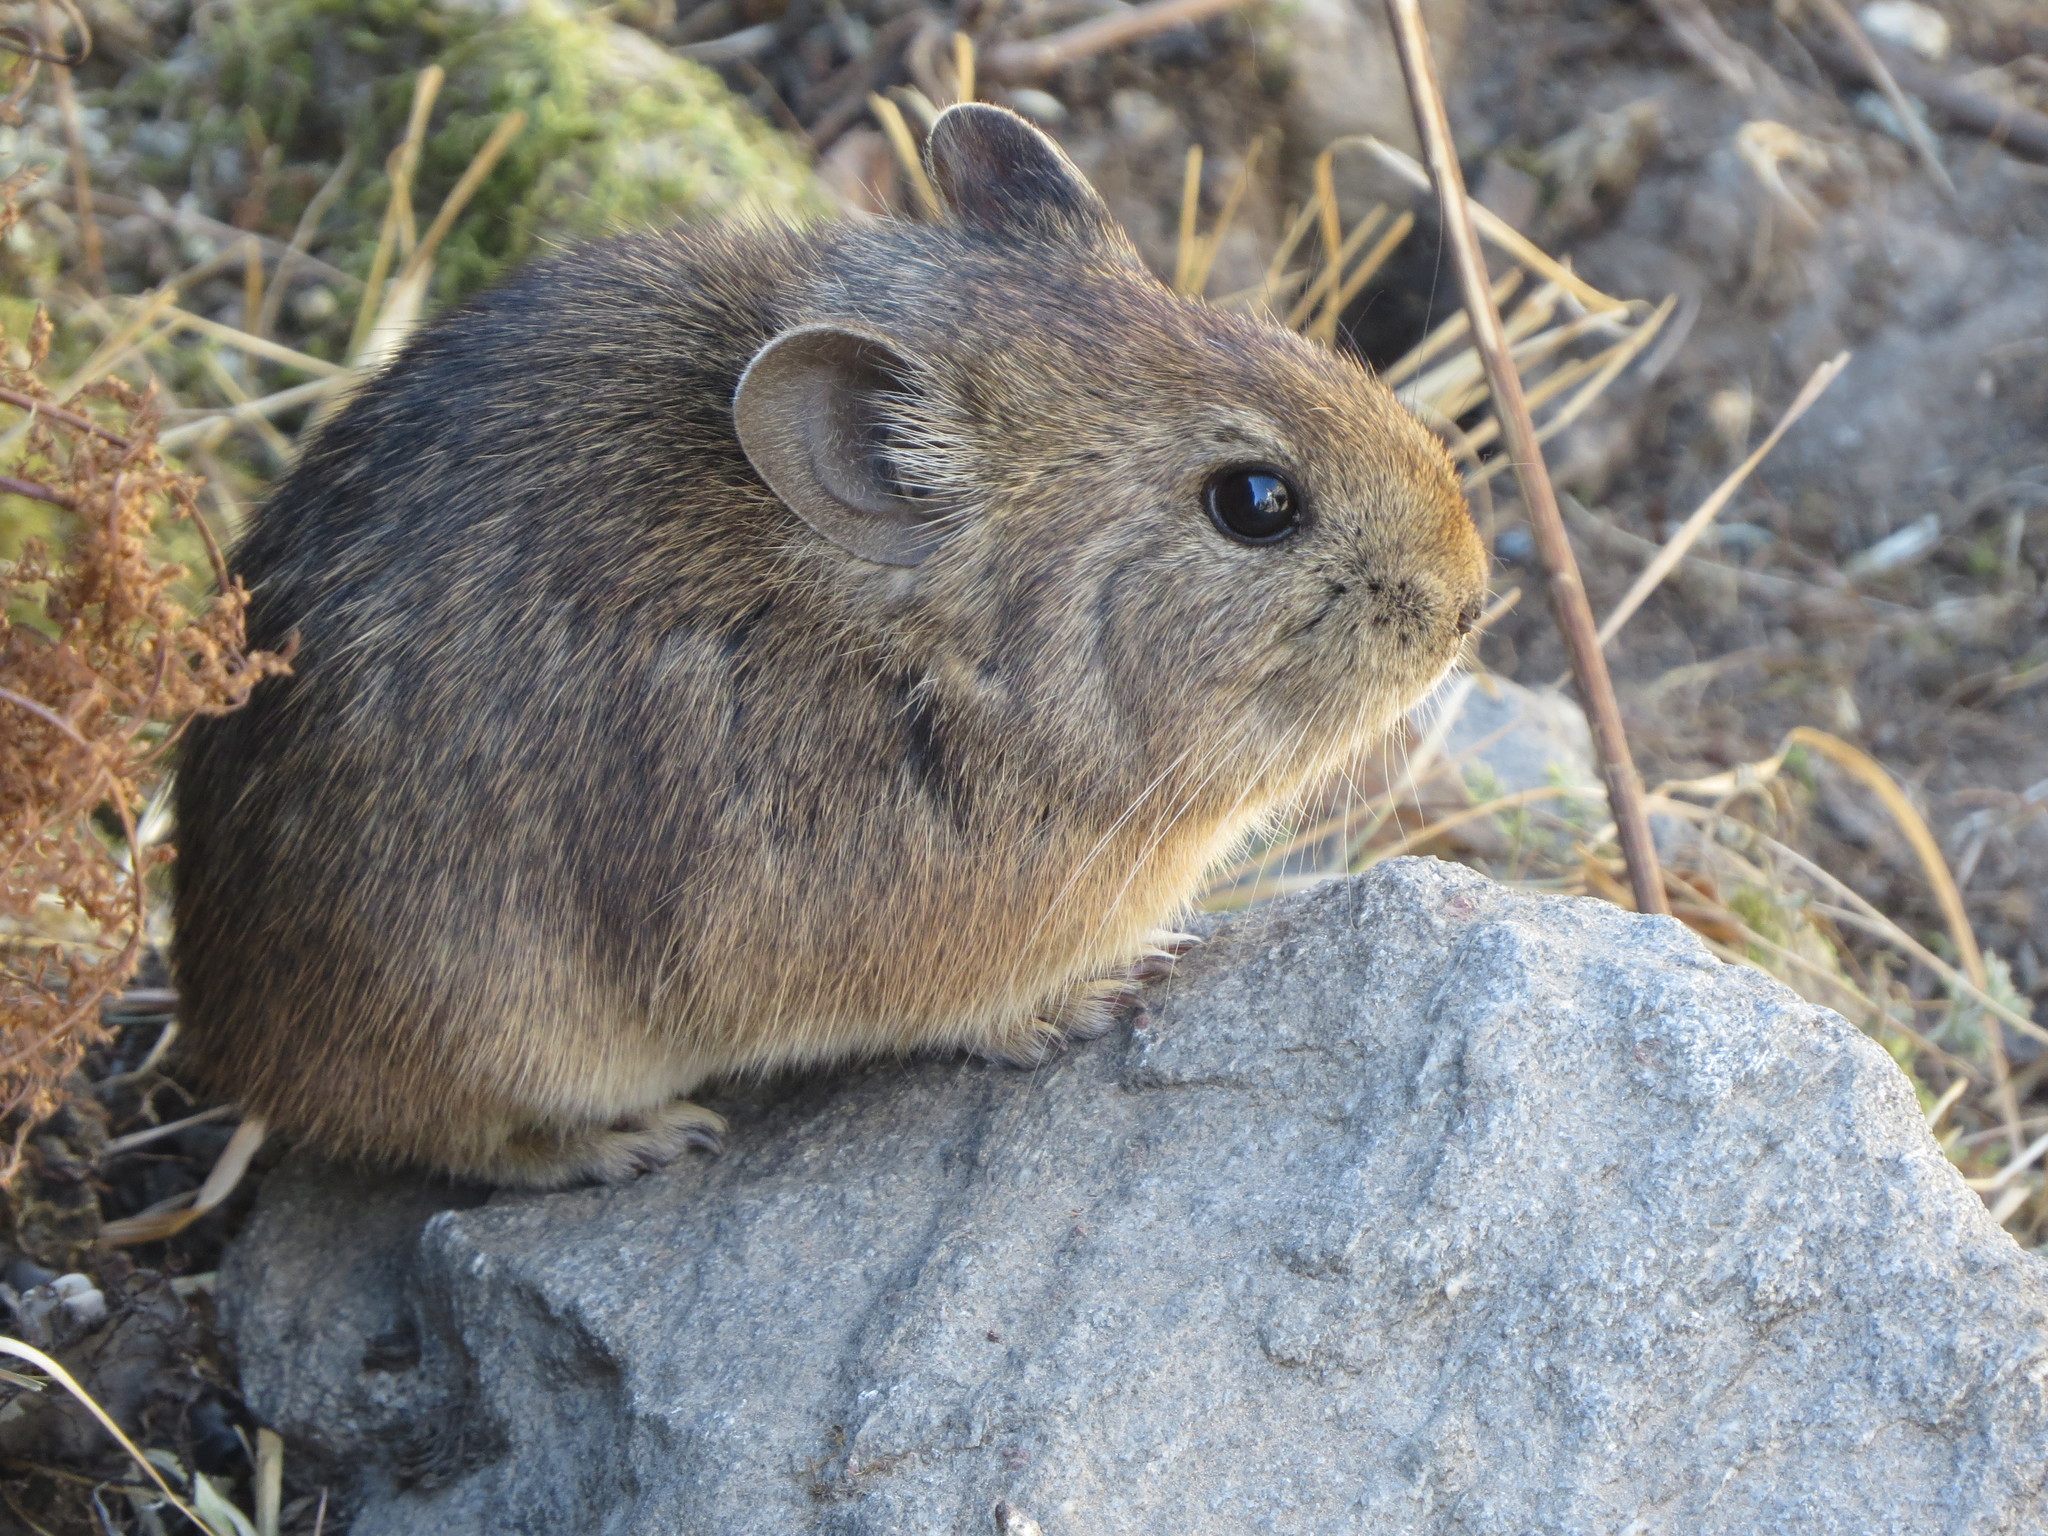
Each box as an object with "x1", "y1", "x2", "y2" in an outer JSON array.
[
  {"x1": 925, "y1": 102, "x2": 1130, "y2": 257},
  {"x1": 734, "y1": 325, "x2": 951, "y2": 568}
]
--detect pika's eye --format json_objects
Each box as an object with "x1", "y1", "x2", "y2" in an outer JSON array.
[{"x1": 1206, "y1": 466, "x2": 1301, "y2": 545}]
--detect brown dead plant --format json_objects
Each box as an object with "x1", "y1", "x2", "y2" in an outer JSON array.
[{"x1": 0, "y1": 182, "x2": 289, "y2": 1186}]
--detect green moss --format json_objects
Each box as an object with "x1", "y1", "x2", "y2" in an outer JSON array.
[
  {"x1": 131, "y1": 0, "x2": 822, "y2": 310},
  {"x1": 1727, "y1": 886, "x2": 1786, "y2": 948}
]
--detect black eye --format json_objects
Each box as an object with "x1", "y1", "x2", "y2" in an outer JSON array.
[{"x1": 1206, "y1": 466, "x2": 1301, "y2": 545}]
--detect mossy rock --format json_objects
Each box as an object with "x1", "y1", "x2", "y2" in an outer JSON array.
[{"x1": 133, "y1": 0, "x2": 823, "y2": 310}]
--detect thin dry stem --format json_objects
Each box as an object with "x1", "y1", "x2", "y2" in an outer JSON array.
[
  {"x1": 1347, "y1": 135, "x2": 1628, "y2": 314},
  {"x1": 1806, "y1": 0, "x2": 1958, "y2": 201},
  {"x1": 1383, "y1": 0, "x2": 1668, "y2": 915},
  {"x1": 871, "y1": 93, "x2": 943, "y2": 220},
  {"x1": 349, "y1": 65, "x2": 445, "y2": 361},
  {"x1": 1594, "y1": 351, "x2": 1849, "y2": 647},
  {"x1": 982, "y1": 0, "x2": 1253, "y2": 81}
]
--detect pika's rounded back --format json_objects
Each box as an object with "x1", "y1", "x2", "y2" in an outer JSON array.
[{"x1": 172, "y1": 104, "x2": 1487, "y2": 1186}]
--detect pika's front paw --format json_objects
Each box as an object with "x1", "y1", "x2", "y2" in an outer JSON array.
[
  {"x1": 495, "y1": 1100, "x2": 728, "y2": 1187},
  {"x1": 1127, "y1": 929, "x2": 1201, "y2": 981},
  {"x1": 970, "y1": 945, "x2": 1189, "y2": 1069}
]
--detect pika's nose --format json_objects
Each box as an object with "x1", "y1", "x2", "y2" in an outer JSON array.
[
  {"x1": 1456, "y1": 597, "x2": 1482, "y2": 635},
  {"x1": 1357, "y1": 572, "x2": 1467, "y2": 637}
]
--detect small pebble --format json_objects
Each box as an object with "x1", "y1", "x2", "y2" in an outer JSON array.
[
  {"x1": 1004, "y1": 88, "x2": 1067, "y2": 126},
  {"x1": 1858, "y1": 1, "x2": 1950, "y2": 61}
]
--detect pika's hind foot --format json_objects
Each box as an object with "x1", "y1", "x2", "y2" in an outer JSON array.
[
  {"x1": 974, "y1": 933, "x2": 1200, "y2": 1068},
  {"x1": 494, "y1": 1100, "x2": 727, "y2": 1188}
]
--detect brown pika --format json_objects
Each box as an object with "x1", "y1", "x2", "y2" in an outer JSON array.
[{"x1": 171, "y1": 105, "x2": 1488, "y2": 1186}]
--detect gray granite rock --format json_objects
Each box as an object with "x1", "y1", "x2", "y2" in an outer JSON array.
[{"x1": 220, "y1": 859, "x2": 2048, "y2": 1535}]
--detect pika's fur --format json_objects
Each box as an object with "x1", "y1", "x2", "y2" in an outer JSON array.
[{"x1": 172, "y1": 106, "x2": 1487, "y2": 1186}]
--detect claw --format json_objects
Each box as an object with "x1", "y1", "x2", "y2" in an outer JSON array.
[
  {"x1": 630, "y1": 1145, "x2": 678, "y2": 1176},
  {"x1": 974, "y1": 940, "x2": 1188, "y2": 1070},
  {"x1": 1129, "y1": 931, "x2": 1202, "y2": 980}
]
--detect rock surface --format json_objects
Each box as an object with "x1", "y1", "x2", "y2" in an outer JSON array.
[{"x1": 222, "y1": 859, "x2": 2048, "y2": 1535}]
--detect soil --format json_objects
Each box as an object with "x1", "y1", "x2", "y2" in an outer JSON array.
[{"x1": 1452, "y1": 0, "x2": 2048, "y2": 992}]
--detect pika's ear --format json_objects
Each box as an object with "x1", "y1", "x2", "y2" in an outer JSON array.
[
  {"x1": 925, "y1": 102, "x2": 1127, "y2": 254},
  {"x1": 734, "y1": 324, "x2": 951, "y2": 568}
]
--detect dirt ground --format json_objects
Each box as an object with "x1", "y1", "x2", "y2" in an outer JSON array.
[{"x1": 1457, "y1": 0, "x2": 2048, "y2": 991}]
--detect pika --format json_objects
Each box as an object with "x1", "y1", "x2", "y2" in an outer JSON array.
[{"x1": 171, "y1": 105, "x2": 1487, "y2": 1186}]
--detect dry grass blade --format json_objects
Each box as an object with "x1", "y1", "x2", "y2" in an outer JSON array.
[
  {"x1": 1780, "y1": 729, "x2": 1986, "y2": 988},
  {"x1": 1283, "y1": 206, "x2": 1386, "y2": 329},
  {"x1": 1312, "y1": 144, "x2": 1343, "y2": 275},
  {"x1": 1471, "y1": 585, "x2": 1522, "y2": 634},
  {"x1": 44, "y1": 0, "x2": 101, "y2": 291},
  {"x1": 52, "y1": 283, "x2": 177, "y2": 403},
  {"x1": 1255, "y1": 196, "x2": 1322, "y2": 309},
  {"x1": 348, "y1": 64, "x2": 445, "y2": 361},
  {"x1": 255, "y1": 1428, "x2": 284, "y2": 1536},
  {"x1": 951, "y1": 31, "x2": 976, "y2": 104},
  {"x1": 150, "y1": 302, "x2": 348, "y2": 377},
  {"x1": 1181, "y1": 136, "x2": 1266, "y2": 299},
  {"x1": 1809, "y1": 34, "x2": 2048, "y2": 162},
  {"x1": 1367, "y1": 783, "x2": 1580, "y2": 866},
  {"x1": 1174, "y1": 144, "x2": 1204, "y2": 295},
  {"x1": 0, "y1": 1338, "x2": 209, "y2": 1528},
  {"x1": 871, "y1": 93, "x2": 943, "y2": 220},
  {"x1": 97, "y1": 1114, "x2": 267, "y2": 1245},
  {"x1": 1382, "y1": 269, "x2": 1524, "y2": 386},
  {"x1": 1927, "y1": 1076, "x2": 1970, "y2": 1127},
  {"x1": 0, "y1": 1481, "x2": 62, "y2": 1536},
  {"x1": 1819, "y1": 898, "x2": 2042, "y2": 1044},
  {"x1": 1400, "y1": 283, "x2": 1567, "y2": 412},
  {"x1": 981, "y1": 0, "x2": 1254, "y2": 81},
  {"x1": 240, "y1": 235, "x2": 264, "y2": 334},
  {"x1": 1646, "y1": 792, "x2": 2043, "y2": 1052},
  {"x1": 1594, "y1": 351, "x2": 1849, "y2": 647},
  {"x1": 1313, "y1": 210, "x2": 1415, "y2": 345},
  {"x1": 1967, "y1": 1129, "x2": 2048, "y2": 1191},
  {"x1": 1647, "y1": 733, "x2": 1986, "y2": 990},
  {"x1": 198, "y1": 350, "x2": 297, "y2": 464},
  {"x1": 1383, "y1": 0, "x2": 1667, "y2": 915},
  {"x1": 100, "y1": 1102, "x2": 235, "y2": 1155},
  {"x1": 255, "y1": 147, "x2": 357, "y2": 339},
  {"x1": 344, "y1": 105, "x2": 529, "y2": 381},
  {"x1": 1461, "y1": 297, "x2": 1675, "y2": 477},
  {"x1": 158, "y1": 377, "x2": 344, "y2": 451},
  {"x1": 395, "y1": 109, "x2": 527, "y2": 296},
  {"x1": 1209, "y1": 783, "x2": 1584, "y2": 910},
  {"x1": 1644, "y1": 0, "x2": 1759, "y2": 93},
  {"x1": 1347, "y1": 135, "x2": 1628, "y2": 314},
  {"x1": 1806, "y1": 0, "x2": 1957, "y2": 201}
]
